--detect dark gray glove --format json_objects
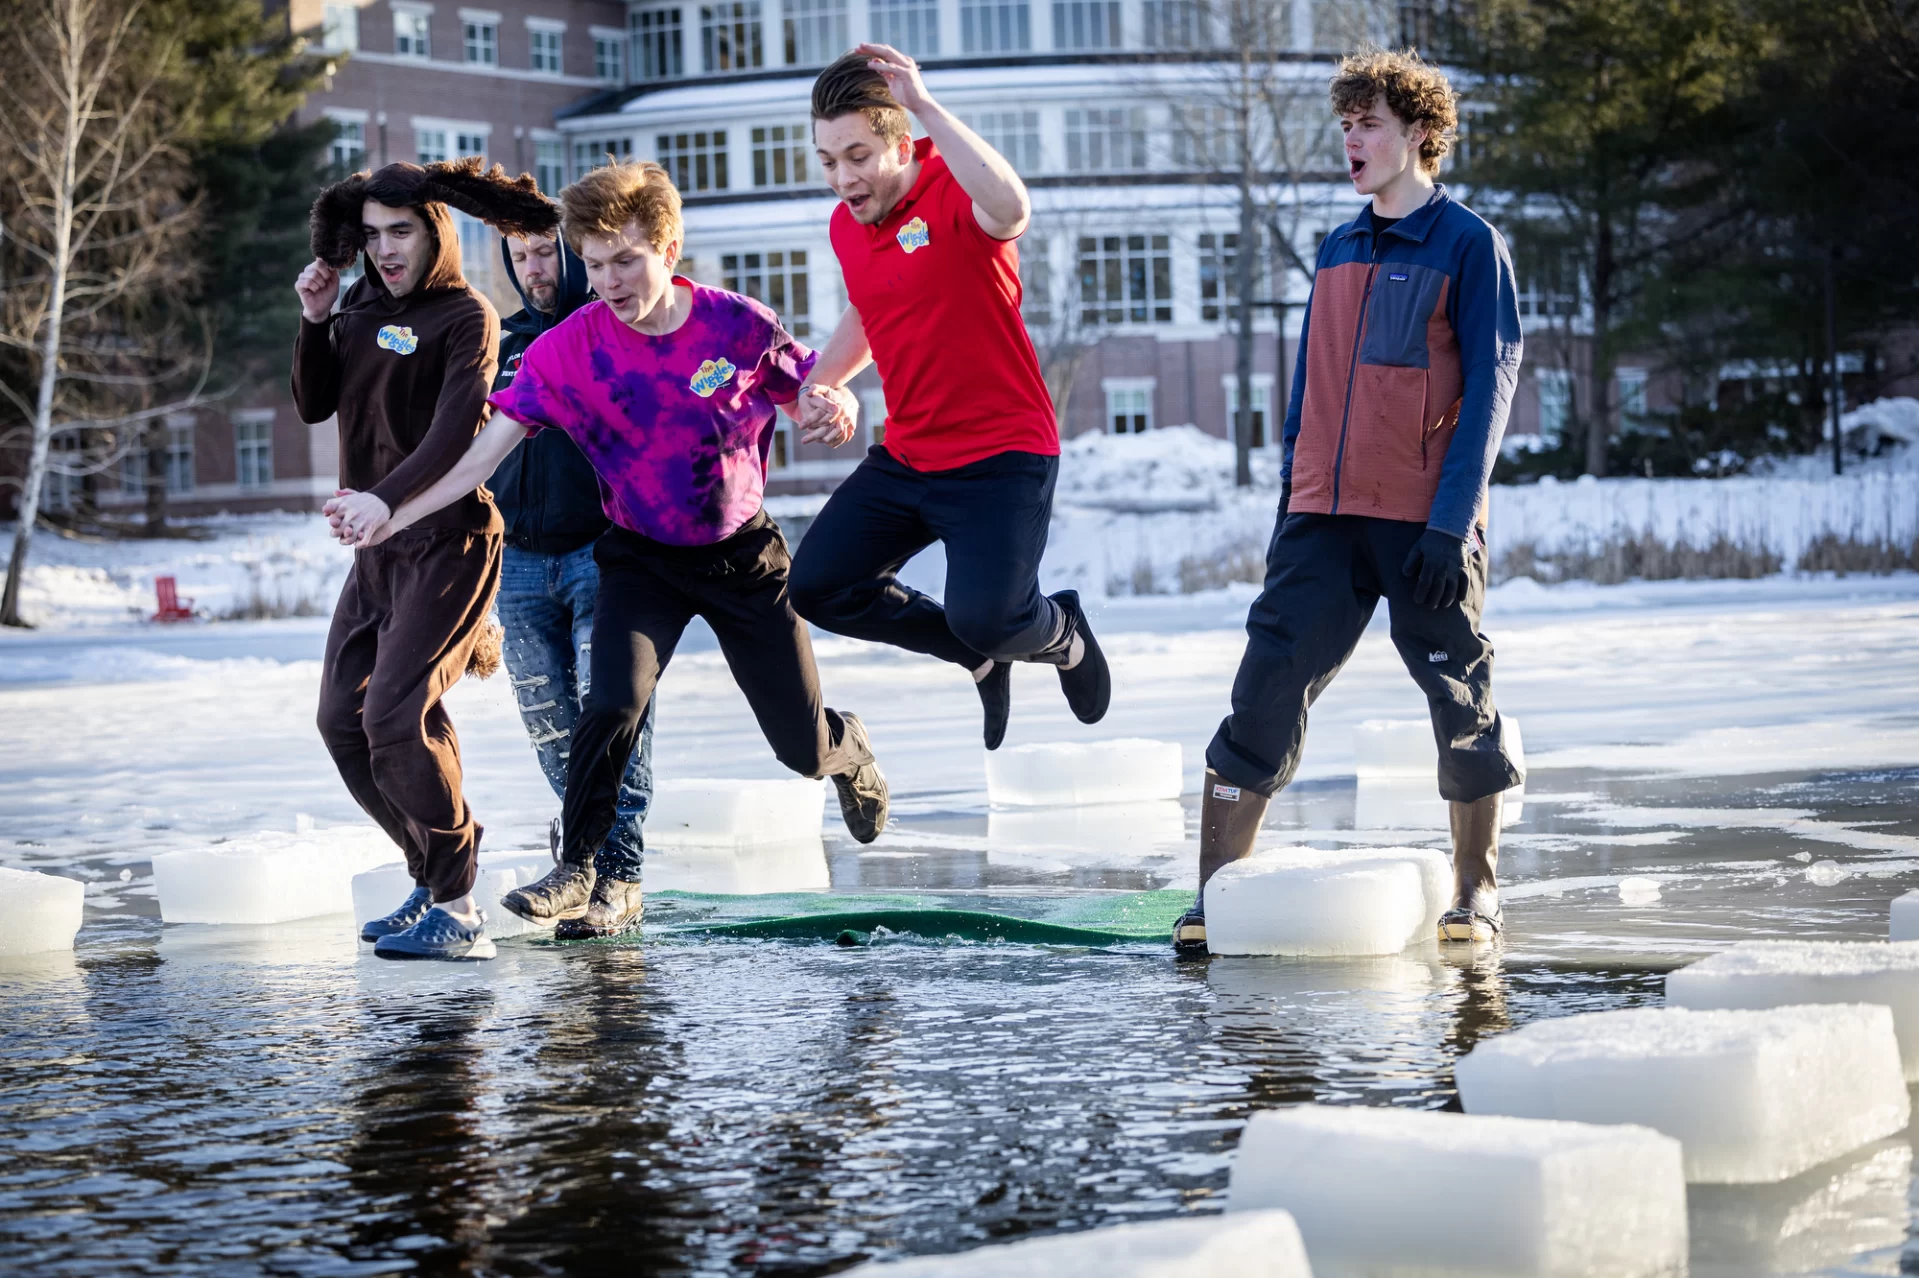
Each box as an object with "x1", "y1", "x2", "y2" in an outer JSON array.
[{"x1": 1402, "y1": 528, "x2": 1469, "y2": 610}]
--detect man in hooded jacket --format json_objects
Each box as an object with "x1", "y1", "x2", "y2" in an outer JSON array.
[{"x1": 489, "y1": 230, "x2": 654, "y2": 938}]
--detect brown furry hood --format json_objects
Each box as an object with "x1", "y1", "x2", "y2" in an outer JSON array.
[{"x1": 309, "y1": 157, "x2": 559, "y2": 293}]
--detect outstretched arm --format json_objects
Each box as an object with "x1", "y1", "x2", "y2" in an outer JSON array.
[
  {"x1": 331, "y1": 413, "x2": 529, "y2": 546},
  {"x1": 858, "y1": 43, "x2": 1030, "y2": 240}
]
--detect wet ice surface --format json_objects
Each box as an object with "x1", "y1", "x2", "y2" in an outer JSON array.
[{"x1": 6, "y1": 579, "x2": 1919, "y2": 1275}]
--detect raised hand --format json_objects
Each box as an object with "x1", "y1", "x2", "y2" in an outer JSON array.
[
  {"x1": 797, "y1": 384, "x2": 860, "y2": 447},
  {"x1": 856, "y1": 42, "x2": 931, "y2": 115},
  {"x1": 296, "y1": 259, "x2": 341, "y2": 323}
]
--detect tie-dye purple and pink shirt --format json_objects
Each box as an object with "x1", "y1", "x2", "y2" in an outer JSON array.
[{"x1": 487, "y1": 279, "x2": 815, "y2": 546}]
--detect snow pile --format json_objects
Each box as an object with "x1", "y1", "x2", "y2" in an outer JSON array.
[
  {"x1": 1054, "y1": 424, "x2": 1279, "y2": 508},
  {"x1": 1842, "y1": 396, "x2": 1919, "y2": 449},
  {"x1": 1, "y1": 513, "x2": 349, "y2": 628}
]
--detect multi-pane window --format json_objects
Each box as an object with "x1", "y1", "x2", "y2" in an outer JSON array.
[
  {"x1": 1052, "y1": 0, "x2": 1120, "y2": 49},
  {"x1": 234, "y1": 415, "x2": 273, "y2": 488},
  {"x1": 594, "y1": 33, "x2": 627, "y2": 80},
  {"x1": 1170, "y1": 104, "x2": 1237, "y2": 170},
  {"x1": 535, "y1": 139, "x2": 565, "y2": 194},
  {"x1": 455, "y1": 130, "x2": 487, "y2": 159},
  {"x1": 966, "y1": 111, "x2": 1041, "y2": 173},
  {"x1": 751, "y1": 124, "x2": 809, "y2": 188},
  {"x1": 961, "y1": 0, "x2": 1030, "y2": 52},
  {"x1": 657, "y1": 129, "x2": 729, "y2": 192},
  {"x1": 1105, "y1": 382, "x2": 1154, "y2": 434},
  {"x1": 722, "y1": 250, "x2": 809, "y2": 336},
  {"x1": 1141, "y1": 0, "x2": 1208, "y2": 47},
  {"x1": 463, "y1": 20, "x2": 497, "y2": 65},
  {"x1": 329, "y1": 118, "x2": 367, "y2": 170},
  {"x1": 1199, "y1": 232, "x2": 1237, "y2": 322},
  {"x1": 42, "y1": 434, "x2": 81, "y2": 511},
  {"x1": 701, "y1": 1, "x2": 763, "y2": 70},
  {"x1": 1065, "y1": 108, "x2": 1149, "y2": 173},
  {"x1": 1617, "y1": 366, "x2": 1648, "y2": 419},
  {"x1": 393, "y1": 7, "x2": 431, "y2": 56},
  {"x1": 166, "y1": 421, "x2": 195, "y2": 493},
  {"x1": 416, "y1": 129, "x2": 449, "y2": 164},
  {"x1": 1224, "y1": 376, "x2": 1274, "y2": 448},
  {"x1": 784, "y1": 0, "x2": 846, "y2": 66},
  {"x1": 870, "y1": 0, "x2": 939, "y2": 54},
  {"x1": 1078, "y1": 233, "x2": 1173, "y2": 325},
  {"x1": 572, "y1": 135, "x2": 634, "y2": 178},
  {"x1": 1536, "y1": 368, "x2": 1573, "y2": 442},
  {"x1": 322, "y1": 3, "x2": 360, "y2": 51},
  {"x1": 632, "y1": 8, "x2": 683, "y2": 79},
  {"x1": 528, "y1": 24, "x2": 563, "y2": 72},
  {"x1": 1020, "y1": 236, "x2": 1052, "y2": 326}
]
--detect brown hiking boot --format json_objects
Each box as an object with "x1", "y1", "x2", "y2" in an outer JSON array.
[
  {"x1": 1439, "y1": 792, "x2": 1503, "y2": 943},
  {"x1": 1173, "y1": 771, "x2": 1273, "y2": 955},
  {"x1": 554, "y1": 877, "x2": 643, "y2": 939},
  {"x1": 502, "y1": 859, "x2": 594, "y2": 924},
  {"x1": 831, "y1": 711, "x2": 889, "y2": 844}
]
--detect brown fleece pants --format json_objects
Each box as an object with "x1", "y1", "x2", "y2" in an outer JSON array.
[{"x1": 317, "y1": 526, "x2": 502, "y2": 902}]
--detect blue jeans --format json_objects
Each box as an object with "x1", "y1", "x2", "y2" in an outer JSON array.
[{"x1": 496, "y1": 543, "x2": 653, "y2": 881}]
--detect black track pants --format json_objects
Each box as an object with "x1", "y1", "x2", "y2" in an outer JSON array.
[
  {"x1": 559, "y1": 512, "x2": 865, "y2": 866},
  {"x1": 1205, "y1": 512, "x2": 1523, "y2": 801}
]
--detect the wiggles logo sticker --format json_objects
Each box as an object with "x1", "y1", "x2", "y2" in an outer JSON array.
[
  {"x1": 376, "y1": 325, "x2": 419, "y2": 355},
  {"x1": 689, "y1": 357, "x2": 738, "y2": 398},
  {"x1": 896, "y1": 217, "x2": 930, "y2": 254}
]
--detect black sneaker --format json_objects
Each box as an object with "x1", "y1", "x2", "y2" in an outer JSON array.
[
  {"x1": 977, "y1": 661, "x2": 1012, "y2": 751},
  {"x1": 555, "y1": 878, "x2": 644, "y2": 940},
  {"x1": 502, "y1": 860, "x2": 594, "y2": 924},
  {"x1": 1172, "y1": 907, "x2": 1209, "y2": 956},
  {"x1": 360, "y1": 885, "x2": 432, "y2": 942},
  {"x1": 831, "y1": 711, "x2": 889, "y2": 844},
  {"x1": 1051, "y1": 590, "x2": 1111, "y2": 725},
  {"x1": 373, "y1": 907, "x2": 496, "y2": 961}
]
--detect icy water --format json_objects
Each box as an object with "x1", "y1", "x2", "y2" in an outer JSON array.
[{"x1": 5, "y1": 767, "x2": 1919, "y2": 1276}]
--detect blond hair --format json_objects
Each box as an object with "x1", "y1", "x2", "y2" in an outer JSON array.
[
  {"x1": 1330, "y1": 47, "x2": 1459, "y2": 176},
  {"x1": 559, "y1": 159, "x2": 683, "y2": 255}
]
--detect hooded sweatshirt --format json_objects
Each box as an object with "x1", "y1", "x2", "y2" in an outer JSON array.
[
  {"x1": 291, "y1": 201, "x2": 503, "y2": 535},
  {"x1": 488, "y1": 238, "x2": 611, "y2": 555}
]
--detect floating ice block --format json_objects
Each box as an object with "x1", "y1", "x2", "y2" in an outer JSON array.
[
  {"x1": 1353, "y1": 775, "x2": 1526, "y2": 830},
  {"x1": 353, "y1": 850, "x2": 556, "y2": 940},
  {"x1": 1228, "y1": 1104, "x2": 1686, "y2": 1278},
  {"x1": 1667, "y1": 940, "x2": 1919, "y2": 1080},
  {"x1": 0, "y1": 866, "x2": 85, "y2": 956},
  {"x1": 1891, "y1": 891, "x2": 1919, "y2": 941},
  {"x1": 843, "y1": 1210, "x2": 1312, "y2": 1277},
  {"x1": 1455, "y1": 1005, "x2": 1909, "y2": 1183},
  {"x1": 1351, "y1": 717, "x2": 1525, "y2": 830},
  {"x1": 647, "y1": 778, "x2": 826, "y2": 847},
  {"x1": 1204, "y1": 845, "x2": 1449, "y2": 956},
  {"x1": 984, "y1": 739, "x2": 1182, "y2": 808},
  {"x1": 987, "y1": 799, "x2": 1186, "y2": 858},
  {"x1": 645, "y1": 839, "x2": 829, "y2": 894},
  {"x1": 153, "y1": 827, "x2": 400, "y2": 925},
  {"x1": 1687, "y1": 1139, "x2": 1910, "y2": 1277}
]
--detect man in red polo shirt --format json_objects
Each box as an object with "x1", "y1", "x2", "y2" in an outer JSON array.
[{"x1": 788, "y1": 45, "x2": 1110, "y2": 751}]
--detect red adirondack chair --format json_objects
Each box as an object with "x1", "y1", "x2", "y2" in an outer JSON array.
[{"x1": 152, "y1": 575, "x2": 195, "y2": 623}]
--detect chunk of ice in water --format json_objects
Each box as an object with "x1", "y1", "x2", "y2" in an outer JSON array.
[
  {"x1": 645, "y1": 839, "x2": 828, "y2": 894},
  {"x1": 1687, "y1": 1139, "x2": 1911, "y2": 1278},
  {"x1": 842, "y1": 1210, "x2": 1312, "y2": 1277},
  {"x1": 1354, "y1": 715, "x2": 1526, "y2": 779},
  {"x1": 1891, "y1": 890, "x2": 1919, "y2": 942},
  {"x1": 0, "y1": 866, "x2": 85, "y2": 956},
  {"x1": 1227, "y1": 1104, "x2": 1687, "y2": 1277},
  {"x1": 1351, "y1": 718, "x2": 1525, "y2": 830},
  {"x1": 1806, "y1": 859, "x2": 1848, "y2": 886},
  {"x1": 1618, "y1": 876, "x2": 1662, "y2": 904},
  {"x1": 153, "y1": 827, "x2": 399, "y2": 925},
  {"x1": 1205, "y1": 846, "x2": 1444, "y2": 956},
  {"x1": 1667, "y1": 940, "x2": 1919, "y2": 1081},
  {"x1": 1455, "y1": 1004, "x2": 1909, "y2": 1183},
  {"x1": 646, "y1": 778, "x2": 826, "y2": 848},
  {"x1": 984, "y1": 739, "x2": 1182, "y2": 807},
  {"x1": 352, "y1": 850, "x2": 556, "y2": 941},
  {"x1": 987, "y1": 799, "x2": 1186, "y2": 858}
]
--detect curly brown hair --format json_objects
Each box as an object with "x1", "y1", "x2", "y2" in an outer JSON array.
[
  {"x1": 811, "y1": 50, "x2": 911, "y2": 146},
  {"x1": 1329, "y1": 47, "x2": 1459, "y2": 176},
  {"x1": 558, "y1": 159, "x2": 683, "y2": 257}
]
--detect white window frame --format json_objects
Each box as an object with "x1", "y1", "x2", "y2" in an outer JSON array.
[
  {"x1": 1052, "y1": 0, "x2": 1120, "y2": 50},
  {"x1": 656, "y1": 127, "x2": 729, "y2": 192},
  {"x1": 750, "y1": 123, "x2": 810, "y2": 189},
  {"x1": 631, "y1": 6, "x2": 685, "y2": 79},
  {"x1": 322, "y1": 2, "x2": 361, "y2": 52},
  {"x1": 700, "y1": 0, "x2": 764, "y2": 71},
  {"x1": 591, "y1": 24, "x2": 628, "y2": 81},
  {"x1": 1222, "y1": 375, "x2": 1276, "y2": 449},
  {"x1": 324, "y1": 108, "x2": 369, "y2": 170},
  {"x1": 1536, "y1": 367, "x2": 1574, "y2": 443},
  {"x1": 1065, "y1": 107, "x2": 1150, "y2": 173},
  {"x1": 459, "y1": 9, "x2": 499, "y2": 64},
  {"x1": 414, "y1": 116, "x2": 487, "y2": 164},
  {"x1": 526, "y1": 17, "x2": 565, "y2": 73},
  {"x1": 722, "y1": 249, "x2": 810, "y2": 337},
  {"x1": 233, "y1": 411, "x2": 274, "y2": 489},
  {"x1": 1078, "y1": 232, "x2": 1173, "y2": 326},
  {"x1": 961, "y1": 0, "x2": 1030, "y2": 52},
  {"x1": 1616, "y1": 366, "x2": 1649, "y2": 419},
  {"x1": 572, "y1": 134, "x2": 635, "y2": 179},
  {"x1": 165, "y1": 415, "x2": 196, "y2": 493},
  {"x1": 869, "y1": 0, "x2": 939, "y2": 55},
  {"x1": 783, "y1": 0, "x2": 848, "y2": 66},
  {"x1": 533, "y1": 133, "x2": 566, "y2": 194},
  {"x1": 391, "y1": 2, "x2": 433, "y2": 57},
  {"x1": 1103, "y1": 377, "x2": 1156, "y2": 435},
  {"x1": 965, "y1": 110, "x2": 1041, "y2": 173}
]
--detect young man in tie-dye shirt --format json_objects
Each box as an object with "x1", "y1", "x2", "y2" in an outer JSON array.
[{"x1": 337, "y1": 161, "x2": 891, "y2": 940}]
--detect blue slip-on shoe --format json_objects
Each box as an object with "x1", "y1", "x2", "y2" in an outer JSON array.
[
  {"x1": 373, "y1": 906, "x2": 497, "y2": 962},
  {"x1": 360, "y1": 885, "x2": 432, "y2": 942}
]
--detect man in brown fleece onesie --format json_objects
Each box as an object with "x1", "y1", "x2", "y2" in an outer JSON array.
[{"x1": 293, "y1": 158, "x2": 557, "y2": 962}]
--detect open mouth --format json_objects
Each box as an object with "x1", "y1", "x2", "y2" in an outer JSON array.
[
  {"x1": 379, "y1": 263, "x2": 406, "y2": 282},
  {"x1": 1349, "y1": 158, "x2": 1366, "y2": 181},
  {"x1": 844, "y1": 194, "x2": 870, "y2": 214}
]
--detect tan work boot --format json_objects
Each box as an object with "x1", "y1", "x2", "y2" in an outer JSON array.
[
  {"x1": 502, "y1": 859, "x2": 594, "y2": 924},
  {"x1": 1439, "y1": 792, "x2": 1503, "y2": 943},
  {"x1": 555, "y1": 877, "x2": 643, "y2": 939},
  {"x1": 1172, "y1": 771, "x2": 1273, "y2": 955}
]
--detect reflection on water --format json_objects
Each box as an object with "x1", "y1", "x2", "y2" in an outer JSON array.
[{"x1": 4, "y1": 768, "x2": 1919, "y2": 1275}]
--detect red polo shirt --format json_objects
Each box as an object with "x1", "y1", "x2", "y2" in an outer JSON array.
[{"x1": 830, "y1": 137, "x2": 1058, "y2": 472}]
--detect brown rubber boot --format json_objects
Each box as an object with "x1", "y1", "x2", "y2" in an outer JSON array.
[
  {"x1": 554, "y1": 877, "x2": 643, "y2": 939},
  {"x1": 1439, "y1": 793, "x2": 1503, "y2": 943},
  {"x1": 502, "y1": 859, "x2": 594, "y2": 924},
  {"x1": 1172, "y1": 771, "x2": 1272, "y2": 955}
]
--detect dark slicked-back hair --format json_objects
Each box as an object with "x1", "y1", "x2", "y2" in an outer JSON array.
[{"x1": 811, "y1": 50, "x2": 911, "y2": 146}]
